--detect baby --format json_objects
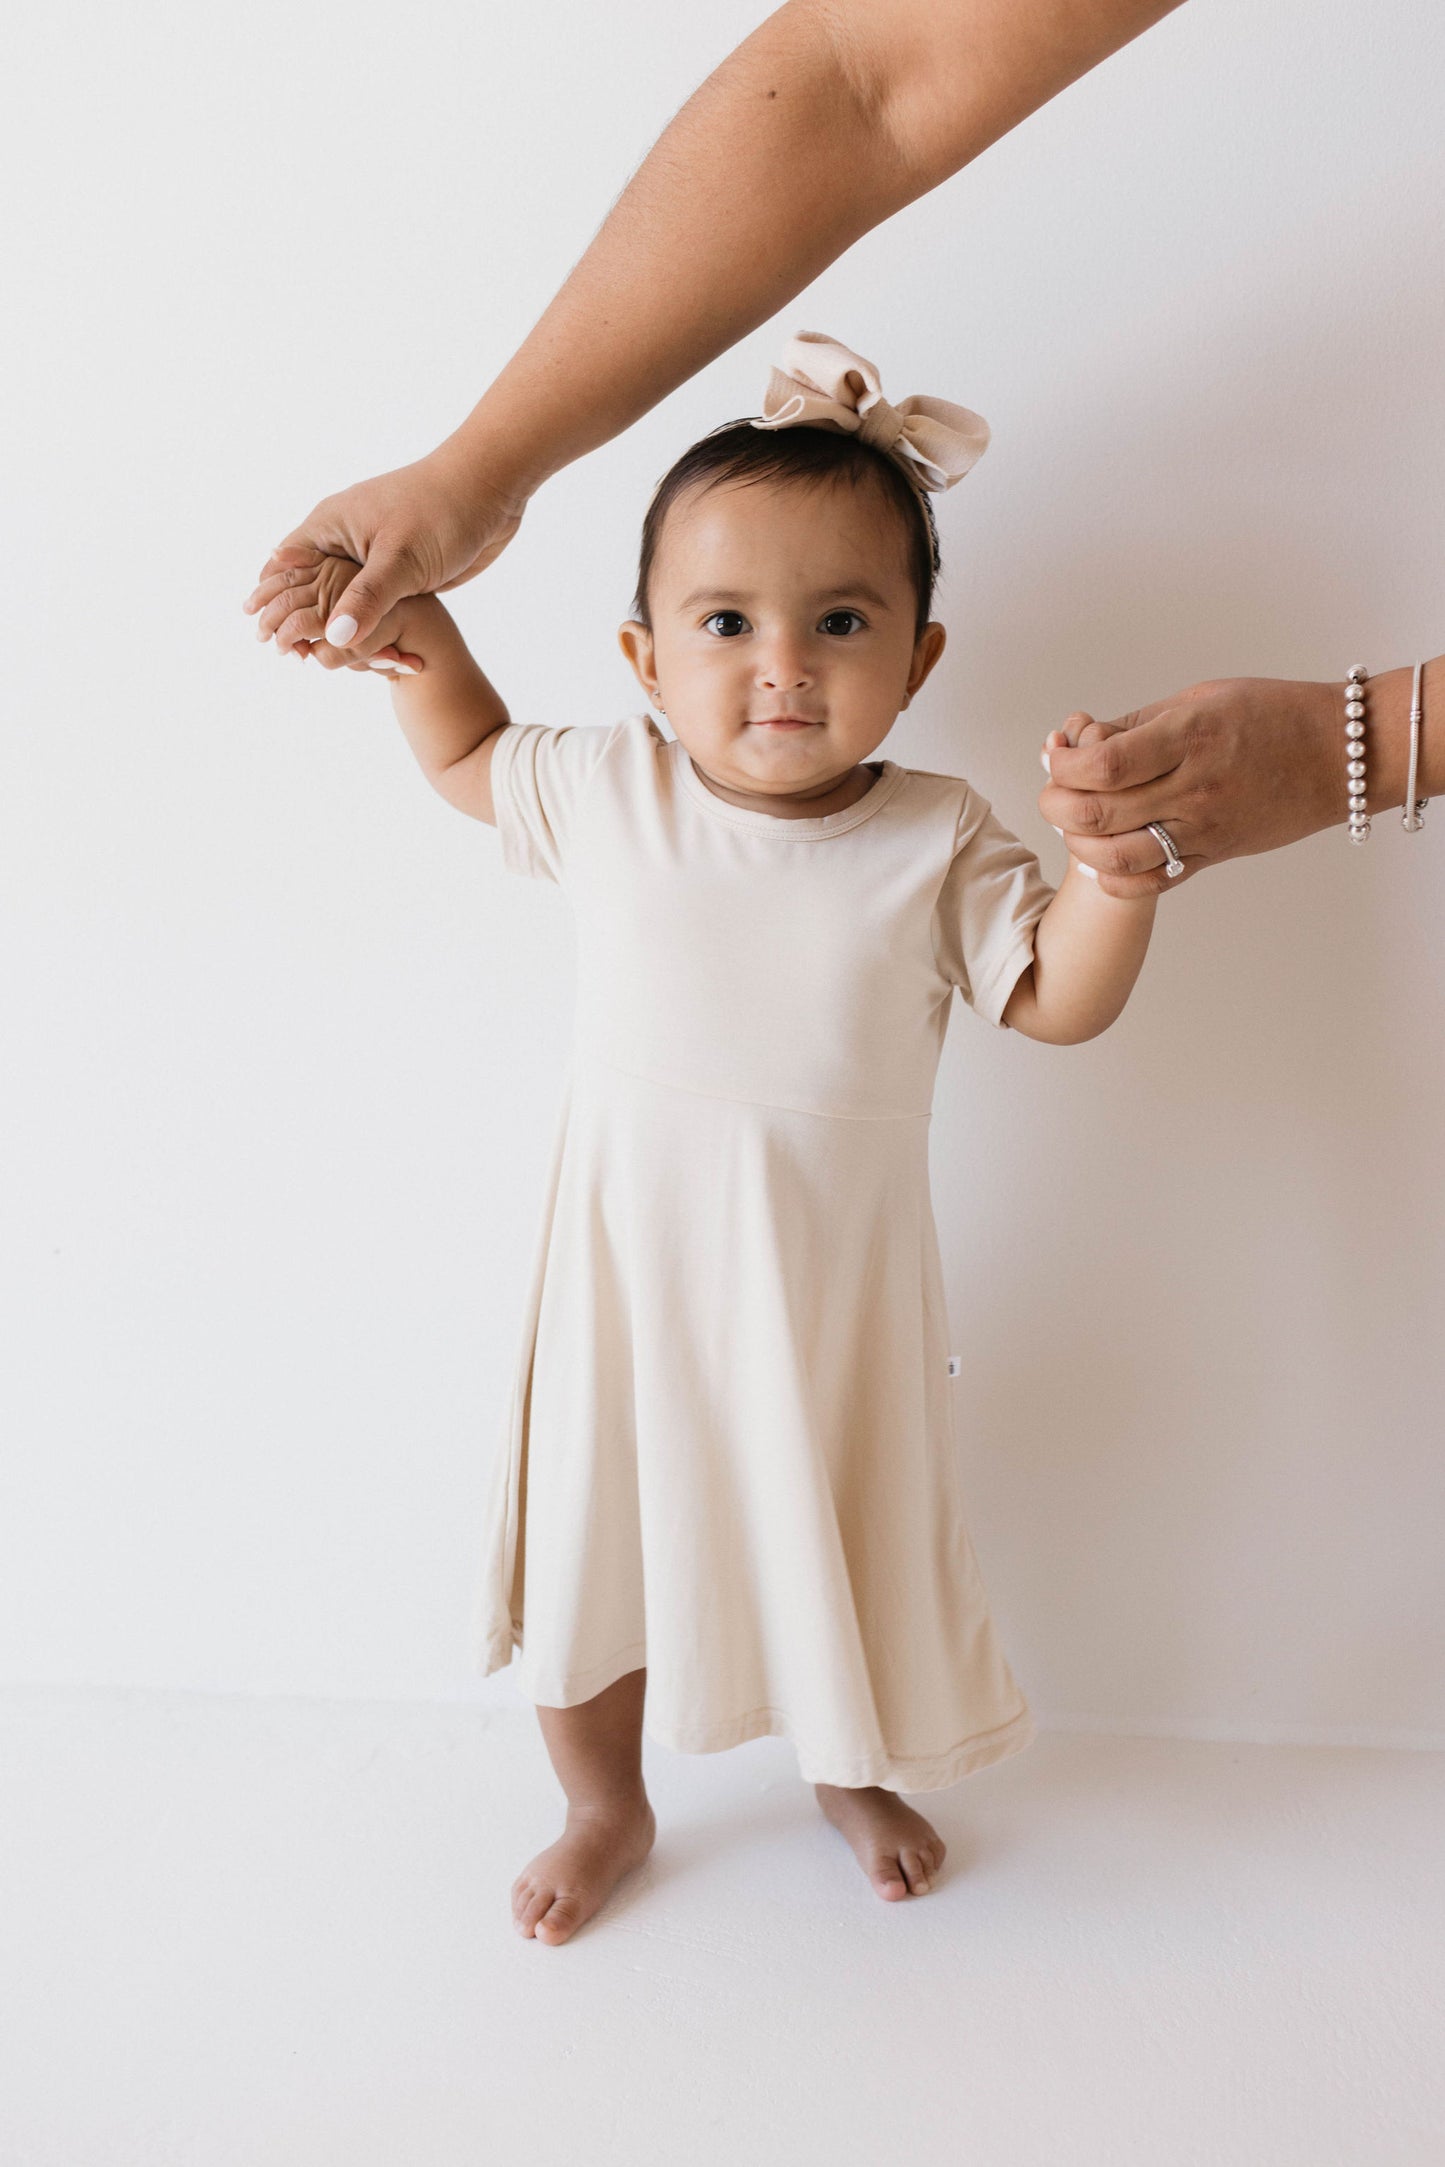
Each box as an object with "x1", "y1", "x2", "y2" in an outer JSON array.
[{"x1": 250, "y1": 336, "x2": 1157, "y2": 1945}]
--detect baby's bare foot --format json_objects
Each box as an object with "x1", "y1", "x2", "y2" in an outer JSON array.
[
  {"x1": 512, "y1": 1796, "x2": 656, "y2": 1945},
  {"x1": 814, "y1": 1782, "x2": 947, "y2": 1900}
]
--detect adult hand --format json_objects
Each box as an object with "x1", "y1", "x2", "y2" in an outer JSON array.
[
  {"x1": 1037, "y1": 677, "x2": 1341, "y2": 898},
  {"x1": 242, "y1": 447, "x2": 527, "y2": 667}
]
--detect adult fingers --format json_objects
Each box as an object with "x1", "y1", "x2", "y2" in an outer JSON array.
[
  {"x1": 1094, "y1": 855, "x2": 1200, "y2": 899},
  {"x1": 1063, "y1": 820, "x2": 1201, "y2": 885},
  {"x1": 248, "y1": 504, "x2": 424, "y2": 656},
  {"x1": 298, "y1": 641, "x2": 423, "y2": 677},
  {"x1": 1039, "y1": 709, "x2": 1191, "y2": 836},
  {"x1": 1045, "y1": 703, "x2": 1185, "y2": 786}
]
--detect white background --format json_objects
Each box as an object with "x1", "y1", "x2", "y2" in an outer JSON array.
[{"x1": 4, "y1": 0, "x2": 1442, "y2": 1745}]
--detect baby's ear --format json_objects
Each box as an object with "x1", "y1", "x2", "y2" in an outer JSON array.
[
  {"x1": 616, "y1": 618, "x2": 656, "y2": 691},
  {"x1": 909, "y1": 620, "x2": 947, "y2": 692}
]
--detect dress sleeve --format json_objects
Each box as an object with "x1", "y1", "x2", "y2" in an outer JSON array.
[
  {"x1": 487, "y1": 722, "x2": 614, "y2": 884},
  {"x1": 930, "y1": 787, "x2": 1056, "y2": 1029}
]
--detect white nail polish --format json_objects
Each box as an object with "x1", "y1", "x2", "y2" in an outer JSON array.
[
  {"x1": 326, "y1": 613, "x2": 358, "y2": 645},
  {"x1": 394, "y1": 663, "x2": 417, "y2": 676},
  {"x1": 1049, "y1": 824, "x2": 1064, "y2": 836},
  {"x1": 1040, "y1": 749, "x2": 1052, "y2": 776},
  {"x1": 1075, "y1": 861, "x2": 1099, "y2": 881},
  {"x1": 367, "y1": 658, "x2": 392, "y2": 670}
]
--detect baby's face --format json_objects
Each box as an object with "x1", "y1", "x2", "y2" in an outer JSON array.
[{"x1": 618, "y1": 475, "x2": 946, "y2": 806}]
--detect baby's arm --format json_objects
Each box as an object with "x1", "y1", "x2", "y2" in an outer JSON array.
[
  {"x1": 367, "y1": 589, "x2": 511, "y2": 818},
  {"x1": 1001, "y1": 721, "x2": 1156, "y2": 1043},
  {"x1": 1000, "y1": 857, "x2": 1156, "y2": 1043},
  {"x1": 264, "y1": 552, "x2": 512, "y2": 823}
]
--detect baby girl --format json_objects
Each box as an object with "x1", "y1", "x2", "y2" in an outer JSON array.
[{"x1": 248, "y1": 334, "x2": 1156, "y2": 1944}]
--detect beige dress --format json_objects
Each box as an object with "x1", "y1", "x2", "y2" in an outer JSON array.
[{"x1": 474, "y1": 713, "x2": 1053, "y2": 1791}]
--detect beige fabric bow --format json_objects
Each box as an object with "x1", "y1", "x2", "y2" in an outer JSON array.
[{"x1": 750, "y1": 330, "x2": 990, "y2": 493}]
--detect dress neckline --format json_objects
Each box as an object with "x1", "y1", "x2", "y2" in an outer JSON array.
[{"x1": 671, "y1": 739, "x2": 906, "y2": 837}]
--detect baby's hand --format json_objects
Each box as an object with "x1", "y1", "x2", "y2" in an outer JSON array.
[
  {"x1": 246, "y1": 547, "x2": 429, "y2": 677},
  {"x1": 1041, "y1": 712, "x2": 1124, "y2": 771}
]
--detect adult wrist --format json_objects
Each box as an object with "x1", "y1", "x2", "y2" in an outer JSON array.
[
  {"x1": 428, "y1": 409, "x2": 545, "y2": 517},
  {"x1": 1362, "y1": 664, "x2": 1407, "y2": 816}
]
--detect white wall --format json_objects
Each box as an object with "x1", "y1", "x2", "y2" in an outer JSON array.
[{"x1": 4, "y1": 0, "x2": 1442, "y2": 1743}]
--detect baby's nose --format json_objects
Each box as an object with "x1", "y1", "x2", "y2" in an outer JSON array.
[{"x1": 758, "y1": 653, "x2": 813, "y2": 687}]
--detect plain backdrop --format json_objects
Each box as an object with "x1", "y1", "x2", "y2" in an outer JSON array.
[{"x1": 3, "y1": 0, "x2": 1442, "y2": 1746}]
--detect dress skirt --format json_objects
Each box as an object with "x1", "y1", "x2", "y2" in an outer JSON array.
[{"x1": 474, "y1": 1041, "x2": 1035, "y2": 1792}]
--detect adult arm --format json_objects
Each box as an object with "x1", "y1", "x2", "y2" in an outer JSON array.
[
  {"x1": 245, "y1": 0, "x2": 1186, "y2": 661},
  {"x1": 1036, "y1": 658, "x2": 1445, "y2": 896}
]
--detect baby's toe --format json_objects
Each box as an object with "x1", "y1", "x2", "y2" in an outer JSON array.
[
  {"x1": 870, "y1": 1854, "x2": 910, "y2": 1901},
  {"x1": 533, "y1": 1893, "x2": 587, "y2": 1944},
  {"x1": 513, "y1": 1878, "x2": 556, "y2": 1936},
  {"x1": 898, "y1": 1846, "x2": 932, "y2": 1895}
]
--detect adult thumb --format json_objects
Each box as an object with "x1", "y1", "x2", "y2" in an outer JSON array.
[{"x1": 321, "y1": 547, "x2": 415, "y2": 649}]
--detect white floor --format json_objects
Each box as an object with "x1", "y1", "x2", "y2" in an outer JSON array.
[{"x1": 2, "y1": 1686, "x2": 1441, "y2": 2167}]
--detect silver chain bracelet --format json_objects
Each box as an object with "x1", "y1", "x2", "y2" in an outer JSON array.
[{"x1": 1345, "y1": 665, "x2": 1369, "y2": 842}]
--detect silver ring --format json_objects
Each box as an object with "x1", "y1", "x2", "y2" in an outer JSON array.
[{"x1": 1145, "y1": 821, "x2": 1185, "y2": 879}]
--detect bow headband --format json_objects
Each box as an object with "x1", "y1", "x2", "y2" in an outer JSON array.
[{"x1": 748, "y1": 330, "x2": 990, "y2": 494}]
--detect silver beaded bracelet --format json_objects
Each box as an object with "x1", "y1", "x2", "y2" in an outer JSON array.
[
  {"x1": 1345, "y1": 664, "x2": 1369, "y2": 842},
  {"x1": 1403, "y1": 659, "x2": 1429, "y2": 832}
]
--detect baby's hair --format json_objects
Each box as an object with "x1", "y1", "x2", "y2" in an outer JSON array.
[{"x1": 631, "y1": 416, "x2": 942, "y2": 644}]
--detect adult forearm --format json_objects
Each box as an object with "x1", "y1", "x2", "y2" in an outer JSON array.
[
  {"x1": 1220, "y1": 656, "x2": 1445, "y2": 846},
  {"x1": 437, "y1": 0, "x2": 1186, "y2": 500}
]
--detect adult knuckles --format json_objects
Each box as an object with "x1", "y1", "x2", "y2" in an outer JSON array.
[
  {"x1": 1099, "y1": 836, "x2": 1141, "y2": 878},
  {"x1": 386, "y1": 529, "x2": 439, "y2": 591},
  {"x1": 1063, "y1": 735, "x2": 1131, "y2": 793},
  {"x1": 1094, "y1": 735, "x2": 1134, "y2": 788},
  {"x1": 1068, "y1": 792, "x2": 1112, "y2": 834},
  {"x1": 1180, "y1": 708, "x2": 1222, "y2": 768}
]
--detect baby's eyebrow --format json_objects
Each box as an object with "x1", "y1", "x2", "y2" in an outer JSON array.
[{"x1": 677, "y1": 583, "x2": 893, "y2": 611}]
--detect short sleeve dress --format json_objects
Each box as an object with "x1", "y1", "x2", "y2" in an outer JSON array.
[{"x1": 474, "y1": 712, "x2": 1054, "y2": 1792}]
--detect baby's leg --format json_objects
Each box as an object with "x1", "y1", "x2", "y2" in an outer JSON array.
[
  {"x1": 511, "y1": 1666, "x2": 655, "y2": 1945},
  {"x1": 814, "y1": 1783, "x2": 946, "y2": 1901}
]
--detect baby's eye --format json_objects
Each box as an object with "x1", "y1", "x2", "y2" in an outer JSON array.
[
  {"x1": 820, "y1": 609, "x2": 865, "y2": 636},
  {"x1": 702, "y1": 611, "x2": 748, "y2": 637}
]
